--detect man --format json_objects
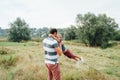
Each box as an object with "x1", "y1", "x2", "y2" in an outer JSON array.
[
  {"x1": 49, "y1": 33, "x2": 82, "y2": 61},
  {"x1": 43, "y1": 28, "x2": 63, "y2": 80}
]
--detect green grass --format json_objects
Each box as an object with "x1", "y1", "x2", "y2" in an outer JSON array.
[
  {"x1": 0, "y1": 41, "x2": 120, "y2": 80},
  {"x1": 105, "y1": 66, "x2": 120, "y2": 77},
  {"x1": 0, "y1": 41, "x2": 40, "y2": 46},
  {"x1": 0, "y1": 42, "x2": 25, "y2": 46}
]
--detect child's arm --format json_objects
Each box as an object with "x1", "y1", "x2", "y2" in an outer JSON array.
[{"x1": 49, "y1": 34, "x2": 61, "y2": 43}]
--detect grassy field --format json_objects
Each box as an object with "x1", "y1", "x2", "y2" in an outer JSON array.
[{"x1": 0, "y1": 41, "x2": 120, "y2": 80}]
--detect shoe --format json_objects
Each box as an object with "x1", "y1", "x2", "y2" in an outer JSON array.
[
  {"x1": 76, "y1": 56, "x2": 84, "y2": 64},
  {"x1": 80, "y1": 56, "x2": 84, "y2": 62}
]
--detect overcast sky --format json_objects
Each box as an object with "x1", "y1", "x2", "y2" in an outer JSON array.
[{"x1": 0, "y1": 0, "x2": 120, "y2": 29}]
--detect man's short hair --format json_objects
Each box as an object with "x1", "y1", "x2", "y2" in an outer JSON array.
[{"x1": 50, "y1": 28, "x2": 57, "y2": 34}]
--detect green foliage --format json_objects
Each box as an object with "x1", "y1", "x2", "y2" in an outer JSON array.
[
  {"x1": 105, "y1": 66, "x2": 120, "y2": 78},
  {"x1": 64, "y1": 25, "x2": 77, "y2": 40},
  {"x1": 76, "y1": 12, "x2": 118, "y2": 48},
  {"x1": 38, "y1": 27, "x2": 49, "y2": 38},
  {"x1": 30, "y1": 27, "x2": 65, "y2": 39},
  {"x1": 30, "y1": 27, "x2": 50, "y2": 38},
  {"x1": 0, "y1": 55, "x2": 17, "y2": 68},
  {"x1": 30, "y1": 28, "x2": 37, "y2": 37},
  {"x1": 0, "y1": 47, "x2": 18, "y2": 69},
  {"x1": 8, "y1": 17, "x2": 31, "y2": 42},
  {"x1": 114, "y1": 30, "x2": 120, "y2": 41},
  {"x1": 57, "y1": 28, "x2": 65, "y2": 38},
  {"x1": 0, "y1": 42, "x2": 26, "y2": 46},
  {"x1": 0, "y1": 27, "x2": 8, "y2": 37},
  {"x1": 62, "y1": 67, "x2": 111, "y2": 80}
]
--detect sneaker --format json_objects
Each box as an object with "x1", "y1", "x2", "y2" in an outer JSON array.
[
  {"x1": 76, "y1": 56, "x2": 84, "y2": 64},
  {"x1": 80, "y1": 56, "x2": 84, "y2": 62}
]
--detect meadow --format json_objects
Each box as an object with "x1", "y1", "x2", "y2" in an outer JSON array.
[{"x1": 0, "y1": 40, "x2": 120, "y2": 80}]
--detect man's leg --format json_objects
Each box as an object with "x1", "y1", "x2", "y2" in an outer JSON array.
[
  {"x1": 46, "y1": 64, "x2": 53, "y2": 80},
  {"x1": 52, "y1": 63, "x2": 61, "y2": 80}
]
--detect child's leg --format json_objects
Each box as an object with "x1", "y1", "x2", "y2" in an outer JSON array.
[
  {"x1": 62, "y1": 44, "x2": 81, "y2": 61},
  {"x1": 61, "y1": 44, "x2": 73, "y2": 58},
  {"x1": 63, "y1": 49, "x2": 73, "y2": 58}
]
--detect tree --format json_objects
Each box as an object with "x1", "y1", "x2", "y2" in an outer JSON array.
[
  {"x1": 8, "y1": 17, "x2": 31, "y2": 42},
  {"x1": 114, "y1": 29, "x2": 120, "y2": 41},
  {"x1": 30, "y1": 28, "x2": 37, "y2": 37},
  {"x1": 76, "y1": 13, "x2": 118, "y2": 48},
  {"x1": 0, "y1": 27, "x2": 8, "y2": 37},
  {"x1": 64, "y1": 25, "x2": 77, "y2": 40},
  {"x1": 57, "y1": 28, "x2": 65, "y2": 38},
  {"x1": 40, "y1": 27, "x2": 49, "y2": 38}
]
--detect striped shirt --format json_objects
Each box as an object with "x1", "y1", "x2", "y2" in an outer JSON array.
[{"x1": 43, "y1": 37, "x2": 59, "y2": 64}]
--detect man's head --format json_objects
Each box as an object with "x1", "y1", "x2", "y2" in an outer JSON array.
[{"x1": 50, "y1": 28, "x2": 57, "y2": 36}]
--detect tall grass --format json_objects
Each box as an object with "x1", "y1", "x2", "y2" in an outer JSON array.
[
  {"x1": 0, "y1": 47, "x2": 19, "y2": 69},
  {"x1": 0, "y1": 41, "x2": 120, "y2": 80}
]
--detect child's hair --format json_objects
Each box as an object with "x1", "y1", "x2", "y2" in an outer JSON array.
[
  {"x1": 57, "y1": 34, "x2": 62, "y2": 38},
  {"x1": 57, "y1": 34, "x2": 62, "y2": 42}
]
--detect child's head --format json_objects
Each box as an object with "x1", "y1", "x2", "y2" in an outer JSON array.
[
  {"x1": 57, "y1": 34, "x2": 62, "y2": 42},
  {"x1": 57, "y1": 34, "x2": 62, "y2": 39}
]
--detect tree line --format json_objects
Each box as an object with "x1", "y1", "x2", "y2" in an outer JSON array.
[{"x1": 0, "y1": 12, "x2": 120, "y2": 48}]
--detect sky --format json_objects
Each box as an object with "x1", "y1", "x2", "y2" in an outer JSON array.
[{"x1": 0, "y1": 0, "x2": 120, "y2": 29}]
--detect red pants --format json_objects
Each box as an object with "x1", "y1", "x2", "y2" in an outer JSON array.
[
  {"x1": 64, "y1": 49, "x2": 76, "y2": 59},
  {"x1": 45, "y1": 63, "x2": 61, "y2": 80}
]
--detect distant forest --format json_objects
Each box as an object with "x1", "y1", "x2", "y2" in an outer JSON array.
[{"x1": 0, "y1": 27, "x2": 64, "y2": 38}]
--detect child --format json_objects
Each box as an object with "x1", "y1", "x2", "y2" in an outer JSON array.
[{"x1": 49, "y1": 34, "x2": 82, "y2": 61}]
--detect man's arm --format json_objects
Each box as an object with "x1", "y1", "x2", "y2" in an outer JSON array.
[{"x1": 55, "y1": 47, "x2": 63, "y2": 56}]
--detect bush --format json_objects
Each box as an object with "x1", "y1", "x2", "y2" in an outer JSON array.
[
  {"x1": 0, "y1": 47, "x2": 18, "y2": 68},
  {"x1": 114, "y1": 32, "x2": 120, "y2": 41},
  {"x1": 8, "y1": 17, "x2": 31, "y2": 42},
  {"x1": 0, "y1": 55, "x2": 19, "y2": 69},
  {"x1": 0, "y1": 47, "x2": 15, "y2": 55}
]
